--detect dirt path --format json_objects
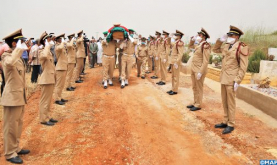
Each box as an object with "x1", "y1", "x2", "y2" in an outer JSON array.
[{"x1": 0, "y1": 66, "x2": 276, "y2": 164}]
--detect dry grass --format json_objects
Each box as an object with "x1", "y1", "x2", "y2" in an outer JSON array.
[{"x1": 240, "y1": 26, "x2": 277, "y2": 54}]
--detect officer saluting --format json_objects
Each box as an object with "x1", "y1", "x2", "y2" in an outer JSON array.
[
  {"x1": 54, "y1": 34, "x2": 68, "y2": 105},
  {"x1": 38, "y1": 31, "x2": 58, "y2": 126},
  {"x1": 167, "y1": 30, "x2": 184, "y2": 95},
  {"x1": 65, "y1": 33, "x2": 77, "y2": 91},
  {"x1": 187, "y1": 28, "x2": 211, "y2": 111},
  {"x1": 151, "y1": 31, "x2": 162, "y2": 79},
  {"x1": 213, "y1": 25, "x2": 249, "y2": 134},
  {"x1": 156, "y1": 30, "x2": 171, "y2": 86},
  {"x1": 1, "y1": 29, "x2": 30, "y2": 164}
]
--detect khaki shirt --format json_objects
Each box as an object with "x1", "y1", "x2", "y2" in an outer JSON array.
[
  {"x1": 213, "y1": 39, "x2": 249, "y2": 85},
  {"x1": 39, "y1": 45, "x2": 56, "y2": 85},
  {"x1": 148, "y1": 41, "x2": 155, "y2": 57},
  {"x1": 154, "y1": 37, "x2": 163, "y2": 57},
  {"x1": 170, "y1": 39, "x2": 184, "y2": 64},
  {"x1": 122, "y1": 40, "x2": 137, "y2": 55},
  {"x1": 189, "y1": 40, "x2": 211, "y2": 74},
  {"x1": 102, "y1": 40, "x2": 118, "y2": 56},
  {"x1": 29, "y1": 44, "x2": 40, "y2": 65},
  {"x1": 136, "y1": 45, "x2": 148, "y2": 57},
  {"x1": 76, "y1": 36, "x2": 86, "y2": 58},
  {"x1": 160, "y1": 37, "x2": 171, "y2": 61},
  {"x1": 67, "y1": 39, "x2": 76, "y2": 64},
  {"x1": 1, "y1": 48, "x2": 27, "y2": 106},
  {"x1": 55, "y1": 42, "x2": 68, "y2": 71}
]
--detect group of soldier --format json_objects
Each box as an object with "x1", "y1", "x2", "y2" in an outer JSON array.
[
  {"x1": 101, "y1": 25, "x2": 249, "y2": 135},
  {"x1": 0, "y1": 24, "x2": 249, "y2": 164}
]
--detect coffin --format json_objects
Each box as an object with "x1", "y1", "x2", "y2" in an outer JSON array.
[{"x1": 112, "y1": 31, "x2": 124, "y2": 40}]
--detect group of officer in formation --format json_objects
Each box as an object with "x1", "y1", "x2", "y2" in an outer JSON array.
[{"x1": 0, "y1": 25, "x2": 249, "y2": 164}]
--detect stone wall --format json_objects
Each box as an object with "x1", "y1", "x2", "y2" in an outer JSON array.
[{"x1": 205, "y1": 66, "x2": 251, "y2": 84}]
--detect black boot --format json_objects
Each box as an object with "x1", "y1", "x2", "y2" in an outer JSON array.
[{"x1": 6, "y1": 156, "x2": 23, "y2": 164}]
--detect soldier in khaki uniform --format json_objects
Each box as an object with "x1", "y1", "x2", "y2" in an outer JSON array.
[
  {"x1": 38, "y1": 31, "x2": 58, "y2": 126},
  {"x1": 167, "y1": 30, "x2": 184, "y2": 95},
  {"x1": 54, "y1": 34, "x2": 68, "y2": 105},
  {"x1": 1, "y1": 29, "x2": 30, "y2": 164},
  {"x1": 213, "y1": 25, "x2": 249, "y2": 134},
  {"x1": 157, "y1": 30, "x2": 171, "y2": 85},
  {"x1": 65, "y1": 33, "x2": 76, "y2": 91},
  {"x1": 151, "y1": 31, "x2": 162, "y2": 79},
  {"x1": 187, "y1": 28, "x2": 211, "y2": 111},
  {"x1": 120, "y1": 32, "x2": 137, "y2": 88},
  {"x1": 147, "y1": 35, "x2": 155, "y2": 73},
  {"x1": 75, "y1": 30, "x2": 86, "y2": 83},
  {"x1": 136, "y1": 37, "x2": 148, "y2": 79},
  {"x1": 102, "y1": 38, "x2": 118, "y2": 89}
]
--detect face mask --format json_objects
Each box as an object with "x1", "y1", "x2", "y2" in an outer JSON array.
[
  {"x1": 226, "y1": 37, "x2": 236, "y2": 44},
  {"x1": 141, "y1": 42, "x2": 146, "y2": 45},
  {"x1": 195, "y1": 36, "x2": 202, "y2": 42}
]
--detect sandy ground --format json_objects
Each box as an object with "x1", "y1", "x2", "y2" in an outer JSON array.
[{"x1": 0, "y1": 66, "x2": 277, "y2": 165}]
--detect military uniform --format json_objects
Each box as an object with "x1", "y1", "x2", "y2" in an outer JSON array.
[
  {"x1": 136, "y1": 37, "x2": 148, "y2": 78},
  {"x1": 38, "y1": 32, "x2": 57, "y2": 125},
  {"x1": 102, "y1": 39, "x2": 118, "y2": 88},
  {"x1": 1, "y1": 29, "x2": 28, "y2": 162},
  {"x1": 75, "y1": 30, "x2": 86, "y2": 82},
  {"x1": 157, "y1": 31, "x2": 171, "y2": 85},
  {"x1": 168, "y1": 30, "x2": 184, "y2": 95},
  {"x1": 151, "y1": 31, "x2": 162, "y2": 79},
  {"x1": 54, "y1": 34, "x2": 68, "y2": 103},
  {"x1": 213, "y1": 25, "x2": 249, "y2": 134},
  {"x1": 147, "y1": 36, "x2": 155, "y2": 73},
  {"x1": 65, "y1": 33, "x2": 76, "y2": 90},
  {"x1": 120, "y1": 39, "x2": 137, "y2": 86},
  {"x1": 188, "y1": 28, "x2": 211, "y2": 110}
]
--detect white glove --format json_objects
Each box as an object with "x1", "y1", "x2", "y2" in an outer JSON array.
[
  {"x1": 191, "y1": 34, "x2": 199, "y2": 41},
  {"x1": 16, "y1": 40, "x2": 22, "y2": 48},
  {"x1": 49, "y1": 40, "x2": 55, "y2": 46},
  {"x1": 155, "y1": 57, "x2": 159, "y2": 60},
  {"x1": 128, "y1": 35, "x2": 134, "y2": 43},
  {"x1": 197, "y1": 73, "x2": 202, "y2": 80},
  {"x1": 61, "y1": 38, "x2": 65, "y2": 43},
  {"x1": 45, "y1": 40, "x2": 49, "y2": 46},
  {"x1": 163, "y1": 59, "x2": 167, "y2": 63},
  {"x1": 116, "y1": 39, "x2": 120, "y2": 43},
  {"x1": 174, "y1": 63, "x2": 178, "y2": 69},
  {"x1": 39, "y1": 45, "x2": 44, "y2": 49},
  {"x1": 234, "y1": 82, "x2": 239, "y2": 91},
  {"x1": 220, "y1": 34, "x2": 228, "y2": 42}
]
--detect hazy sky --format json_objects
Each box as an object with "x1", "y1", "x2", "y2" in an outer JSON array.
[{"x1": 1, "y1": 0, "x2": 277, "y2": 42}]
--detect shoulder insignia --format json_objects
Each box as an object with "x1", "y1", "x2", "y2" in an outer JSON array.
[
  {"x1": 204, "y1": 42, "x2": 211, "y2": 49},
  {"x1": 240, "y1": 42, "x2": 247, "y2": 47},
  {"x1": 178, "y1": 41, "x2": 184, "y2": 46}
]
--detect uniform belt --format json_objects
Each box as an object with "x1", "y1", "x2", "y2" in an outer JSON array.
[
  {"x1": 103, "y1": 55, "x2": 115, "y2": 58},
  {"x1": 123, "y1": 53, "x2": 133, "y2": 56}
]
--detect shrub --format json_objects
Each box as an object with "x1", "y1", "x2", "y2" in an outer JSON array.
[
  {"x1": 247, "y1": 49, "x2": 267, "y2": 73},
  {"x1": 209, "y1": 54, "x2": 213, "y2": 64},
  {"x1": 182, "y1": 52, "x2": 190, "y2": 63}
]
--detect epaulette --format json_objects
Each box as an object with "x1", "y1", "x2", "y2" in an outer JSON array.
[
  {"x1": 177, "y1": 41, "x2": 184, "y2": 46},
  {"x1": 204, "y1": 42, "x2": 211, "y2": 49},
  {"x1": 241, "y1": 42, "x2": 247, "y2": 47}
]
